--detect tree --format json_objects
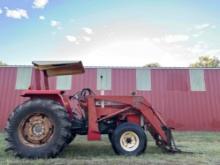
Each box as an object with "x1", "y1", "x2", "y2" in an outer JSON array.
[
  {"x1": 144, "y1": 62, "x2": 161, "y2": 67},
  {"x1": 190, "y1": 56, "x2": 220, "y2": 67},
  {"x1": 0, "y1": 60, "x2": 7, "y2": 66}
]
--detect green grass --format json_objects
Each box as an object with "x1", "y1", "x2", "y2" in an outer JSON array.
[{"x1": 0, "y1": 132, "x2": 220, "y2": 165}]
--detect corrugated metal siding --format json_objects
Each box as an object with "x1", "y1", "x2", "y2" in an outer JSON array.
[
  {"x1": 151, "y1": 69, "x2": 192, "y2": 130},
  {"x1": 0, "y1": 66, "x2": 220, "y2": 131},
  {"x1": 0, "y1": 67, "x2": 26, "y2": 130}
]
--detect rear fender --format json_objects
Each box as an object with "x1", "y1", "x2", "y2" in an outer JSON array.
[{"x1": 21, "y1": 90, "x2": 72, "y2": 118}]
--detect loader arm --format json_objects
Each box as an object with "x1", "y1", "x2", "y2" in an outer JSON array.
[{"x1": 135, "y1": 98, "x2": 180, "y2": 152}]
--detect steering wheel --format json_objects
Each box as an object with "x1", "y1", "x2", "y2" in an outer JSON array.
[
  {"x1": 70, "y1": 88, "x2": 95, "y2": 101},
  {"x1": 81, "y1": 88, "x2": 95, "y2": 97}
]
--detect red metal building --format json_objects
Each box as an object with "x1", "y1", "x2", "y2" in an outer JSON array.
[{"x1": 0, "y1": 66, "x2": 220, "y2": 131}]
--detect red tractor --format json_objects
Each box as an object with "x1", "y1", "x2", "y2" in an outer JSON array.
[{"x1": 5, "y1": 61, "x2": 179, "y2": 158}]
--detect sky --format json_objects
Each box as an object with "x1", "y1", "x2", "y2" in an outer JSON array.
[{"x1": 0, "y1": 0, "x2": 220, "y2": 67}]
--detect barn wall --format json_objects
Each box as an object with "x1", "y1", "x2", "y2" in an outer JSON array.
[{"x1": 0, "y1": 66, "x2": 220, "y2": 131}]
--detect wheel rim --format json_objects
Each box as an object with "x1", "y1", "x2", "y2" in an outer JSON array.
[
  {"x1": 120, "y1": 131, "x2": 140, "y2": 152},
  {"x1": 18, "y1": 113, "x2": 54, "y2": 147}
]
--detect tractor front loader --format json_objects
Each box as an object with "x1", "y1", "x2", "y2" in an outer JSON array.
[{"x1": 5, "y1": 61, "x2": 180, "y2": 158}]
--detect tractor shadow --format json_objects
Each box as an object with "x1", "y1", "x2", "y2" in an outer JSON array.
[
  {"x1": 61, "y1": 137, "x2": 164, "y2": 158},
  {"x1": 62, "y1": 142, "x2": 115, "y2": 158}
]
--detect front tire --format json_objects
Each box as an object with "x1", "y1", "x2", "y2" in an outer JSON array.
[
  {"x1": 111, "y1": 122, "x2": 147, "y2": 156},
  {"x1": 5, "y1": 99, "x2": 72, "y2": 158}
]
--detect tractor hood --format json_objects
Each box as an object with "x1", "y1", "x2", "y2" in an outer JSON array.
[{"x1": 32, "y1": 61, "x2": 85, "y2": 76}]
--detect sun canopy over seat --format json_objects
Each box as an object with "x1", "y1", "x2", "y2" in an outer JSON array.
[{"x1": 32, "y1": 61, "x2": 85, "y2": 76}]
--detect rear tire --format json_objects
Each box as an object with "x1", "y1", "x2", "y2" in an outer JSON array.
[
  {"x1": 111, "y1": 122, "x2": 147, "y2": 156},
  {"x1": 108, "y1": 133, "x2": 113, "y2": 143},
  {"x1": 65, "y1": 131, "x2": 76, "y2": 144},
  {"x1": 5, "y1": 99, "x2": 71, "y2": 158}
]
